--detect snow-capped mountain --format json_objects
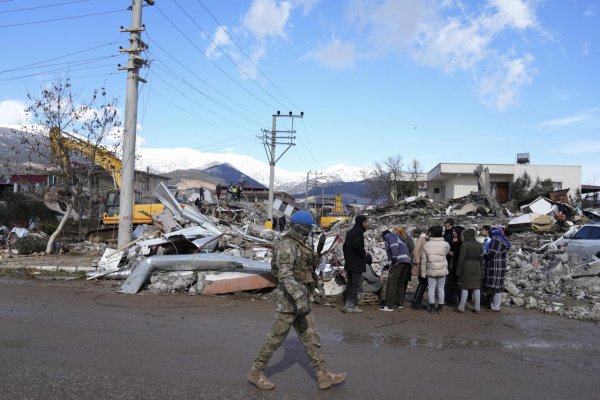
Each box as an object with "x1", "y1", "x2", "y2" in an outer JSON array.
[{"x1": 137, "y1": 147, "x2": 370, "y2": 190}]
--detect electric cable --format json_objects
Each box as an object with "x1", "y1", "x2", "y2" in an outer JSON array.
[
  {"x1": 154, "y1": 4, "x2": 278, "y2": 111},
  {"x1": 195, "y1": 0, "x2": 301, "y2": 112},
  {"x1": 148, "y1": 68, "x2": 256, "y2": 133},
  {"x1": 0, "y1": 0, "x2": 93, "y2": 14},
  {"x1": 173, "y1": 0, "x2": 288, "y2": 111},
  {"x1": 148, "y1": 86, "x2": 249, "y2": 140},
  {"x1": 145, "y1": 35, "x2": 265, "y2": 125},
  {"x1": 148, "y1": 55, "x2": 263, "y2": 127},
  {"x1": 0, "y1": 60, "x2": 118, "y2": 83},
  {"x1": 0, "y1": 8, "x2": 124, "y2": 28},
  {"x1": 0, "y1": 41, "x2": 124, "y2": 74}
]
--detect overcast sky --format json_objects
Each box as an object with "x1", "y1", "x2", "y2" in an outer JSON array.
[{"x1": 0, "y1": 0, "x2": 599, "y2": 183}]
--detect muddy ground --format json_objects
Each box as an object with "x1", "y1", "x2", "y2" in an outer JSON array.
[{"x1": 1, "y1": 261, "x2": 600, "y2": 400}]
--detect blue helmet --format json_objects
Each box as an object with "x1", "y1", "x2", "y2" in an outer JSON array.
[{"x1": 290, "y1": 210, "x2": 314, "y2": 226}]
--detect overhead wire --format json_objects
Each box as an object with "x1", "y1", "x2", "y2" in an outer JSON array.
[
  {"x1": 0, "y1": 41, "x2": 124, "y2": 74},
  {"x1": 148, "y1": 86, "x2": 248, "y2": 140},
  {"x1": 0, "y1": 58, "x2": 119, "y2": 83},
  {"x1": 172, "y1": 0, "x2": 288, "y2": 111},
  {"x1": 148, "y1": 67, "x2": 255, "y2": 133},
  {"x1": 0, "y1": 0, "x2": 93, "y2": 14},
  {"x1": 148, "y1": 54, "x2": 263, "y2": 127},
  {"x1": 0, "y1": 8, "x2": 124, "y2": 28},
  {"x1": 153, "y1": 4, "x2": 278, "y2": 111},
  {"x1": 195, "y1": 0, "x2": 301, "y2": 113},
  {"x1": 145, "y1": 34, "x2": 265, "y2": 125}
]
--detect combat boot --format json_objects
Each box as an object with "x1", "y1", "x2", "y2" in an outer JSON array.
[
  {"x1": 247, "y1": 367, "x2": 275, "y2": 390},
  {"x1": 317, "y1": 370, "x2": 347, "y2": 390}
]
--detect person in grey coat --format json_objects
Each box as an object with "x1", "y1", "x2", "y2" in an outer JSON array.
[
  {"x1": 455, "y1": 228, "x2": 483, "y2": 313},
  {"x1": 360, "y1": 254, "x2": 384, "y2": 297}
]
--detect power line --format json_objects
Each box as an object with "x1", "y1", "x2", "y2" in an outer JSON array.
[
  {"x1": 148, "y1": 68, "x2": 256, "y2": 133},
  {"x1": 145, "y1": 35, "x2": 265, "y2": 125},
  {"x1": 148, "y1": 86, "x2": 251, "y2": 140},
  {"x1": 172, "y1": 0, "x2": 288, "y2": 111},
  {"x1": 148, "y1": 55, "x2": 264, "y2": 127},
  {"x1": 154, "y1": 4, "x2": 278, "y2": 111},
  {"x1": 196, "y1": 0, "x2": 301, "y2": 112},
  {"x1": 0, "y1": 8, "x2": 124, "y2": 28},
  {"x1": 0, "y1": 54, "x2": 121, "y2": 74},
  {"x1": 0, "y1": 0, "x2": 93, "y2": 14},
  {"x1": 0, "y1": 41, "x2": 124, "y2": 74},
  {"x1": 0, "y1": 60, "x2": 118, "y2": 83}
]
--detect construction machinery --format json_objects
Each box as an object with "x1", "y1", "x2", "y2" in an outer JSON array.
[
  {"x1": 319, "y1": 193, "x2": 351, "y2": 229},
  {"x1": 49, "y1": 127, "x2": 165, "y2": 229}
]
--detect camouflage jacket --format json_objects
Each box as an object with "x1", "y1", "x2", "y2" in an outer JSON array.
[{"x1": 272, "y1": 231, "x2": 318, "y2": 314}]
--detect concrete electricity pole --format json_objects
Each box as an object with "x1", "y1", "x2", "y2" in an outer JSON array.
[
  {"x1": 261, "y1": 111, "x2": 303, "y2": 221},
  {"x1": 116, "y1": 0, "x2": 152, "y2": 247},
  {"x1": 304, "y1": 170, "x2": 322, "y2": 210}
]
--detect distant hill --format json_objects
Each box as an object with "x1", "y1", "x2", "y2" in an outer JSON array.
[
  {"x1": 296, "y1": 180, "x2": 370, "y2": 204},
  {"x1": 202, "y1": 163, "x2": 266, "y2": 189},
  {"x1": 163, "y1": 168, "x2": 223, "y2": 189}
]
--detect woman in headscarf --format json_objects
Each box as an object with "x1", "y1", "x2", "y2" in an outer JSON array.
[{"x1": 482, "y1": 225, "x2": 511, "y2": 312}]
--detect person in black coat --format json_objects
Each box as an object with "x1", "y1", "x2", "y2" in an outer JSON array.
[{"x1": 342, "y1": 214, "x2": 368, "y2": 313}]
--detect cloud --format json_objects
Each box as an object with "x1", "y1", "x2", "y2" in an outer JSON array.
[
  {"x1": 347, "y1": 0, "x2": 426, "y2": 53},
  {"x1": 559, "y1": 140, "x2": 600, "y2": 155},
  {"x1": 582, "y1": 41, "x2": 590, "y2": 57},
  {"x1": 243, "y1": 0, "x2": 293, "y2": 40},
  {"x1": 538, "y1": 114, "x2": 591, "y2": 128},
  {"x1": 205, "y1": 25, "x2": 234, "y2": 59},
  {"x1": 291, "y1": 0, "x2": 319, "y2": 15},
  {"x1": 476, "y1": 54, "x2": 535, "y2": 110},
  {"x1": 584, "y1": 6, "x2": 595, "y2": 17},
  {"x1": 0, "y1": 99, "x2": 29, "y2": 128},
  {"x1": 341, "y1": 0, "x2": 540, "y2": 109},
  {"x1": 303, "y1": 38, "x2": 355, "y2": 69}
]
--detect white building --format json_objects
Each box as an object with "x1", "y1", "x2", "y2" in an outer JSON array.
[{"x1": 426, "y1": 162, "x2": 581, "y2": 203}]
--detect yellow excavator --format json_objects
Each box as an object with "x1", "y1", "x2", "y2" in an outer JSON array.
[
  {"x1": 49, "y1": 127, "x2": 165, "y2": 228},
  {"x1": 319, "y1": 193, "x2": 351, "y2": 229}
]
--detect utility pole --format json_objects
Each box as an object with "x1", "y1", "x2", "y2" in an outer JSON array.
[
  {"x1": 260, "y1": 111, "x2": 303, "y2": 221},
  {"x1": 116, "y1": 0, "x2": 152, "y2": 247},
  {"x1": 304, "y1": 170, "x2": 322, "y2": 211}
]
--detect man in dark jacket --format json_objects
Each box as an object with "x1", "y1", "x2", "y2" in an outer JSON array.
[
  {"x1": 342, "y1": 215, "x2": 368, "y2": 313},
  {"x1": 380, "y1": 230, "x2": 412, "y2": 311}
]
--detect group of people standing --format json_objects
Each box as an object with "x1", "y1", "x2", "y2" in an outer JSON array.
[
  {"x1": 341, "y1": 215, "x2": 512, "y2": 314},
  {"x1": 246, "y1": 211, "x2": 512, "y2": 392},
  {"x1": 264, "y1": 215, "x2": 287, "y2": 232}
]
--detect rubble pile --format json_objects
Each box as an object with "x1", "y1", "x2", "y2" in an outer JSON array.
[
  {"x1": 5, "y1": 180, "x2": 597, "y2": 321},
  {"x1": 504, "y1": 249, "x2": 600, "y2": 320}
]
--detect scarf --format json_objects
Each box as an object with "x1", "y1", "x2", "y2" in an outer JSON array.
[{"x1": 490, "y1": 226, "x2": 511, "y2": 250}]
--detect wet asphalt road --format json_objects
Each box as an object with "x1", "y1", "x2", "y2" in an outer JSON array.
[{"x1": 1, "y1": 277, "x2": 599, "y2": 400}]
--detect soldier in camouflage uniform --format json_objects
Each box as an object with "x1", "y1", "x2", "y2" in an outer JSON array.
[{"x1": 247, "y1": 210, "x2": 347, "y2": 391}]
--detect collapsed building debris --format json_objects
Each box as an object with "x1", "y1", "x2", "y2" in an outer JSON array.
[{"x1": 5, "y1": 179, "x2": 597, "y2": 321}]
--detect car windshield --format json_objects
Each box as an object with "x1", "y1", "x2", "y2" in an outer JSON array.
[{"x1": 572, "y1": 226, "x2": 600, "y2": 240}]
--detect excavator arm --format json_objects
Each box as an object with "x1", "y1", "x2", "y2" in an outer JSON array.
[{"x1": 49, "y1": 127, "x2": 122, "y2": 188}]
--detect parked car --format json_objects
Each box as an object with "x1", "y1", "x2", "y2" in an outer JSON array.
[{"x1": 563, "y1": 224, "x2": 600, "y2": 261}]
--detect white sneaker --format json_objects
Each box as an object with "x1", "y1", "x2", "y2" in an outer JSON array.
[{"x1": 379, "y1": 306, "x2": 394, "y2": 312}]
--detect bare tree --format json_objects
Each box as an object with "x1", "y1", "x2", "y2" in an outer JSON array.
[
  {"x1": 406, "y1": 159, "x2": 423, "y2": 197},
  {"x1": 363, "y1": 155, "x2": 404, "y2": 205},
  {"x1": 22, "y1": 77, "x2": 121, "y2": 253}
]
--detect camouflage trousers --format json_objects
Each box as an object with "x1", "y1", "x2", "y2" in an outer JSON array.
[{"x1": 253, "y1": 311, "x2": 327, "y2": 374}]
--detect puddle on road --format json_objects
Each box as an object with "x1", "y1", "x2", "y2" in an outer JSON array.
[{"x1": 322, "y1": 330, "x2": 600, "y2": 351}]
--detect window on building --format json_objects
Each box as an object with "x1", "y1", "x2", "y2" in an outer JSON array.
[
  {"x1": 142, "y1": 177, "x2": 149, "y2": 191},
  {"x1": 433, "y1": 187, "x2": 440, "y2": 194}
]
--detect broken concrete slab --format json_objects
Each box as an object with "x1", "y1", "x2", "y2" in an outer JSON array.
[
  {"x1": 119, "y1": 253, "x2": 271, "y2": 294},
  {"x1": 197, "y1": 271, "x2": 276, "y2": 295}
]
